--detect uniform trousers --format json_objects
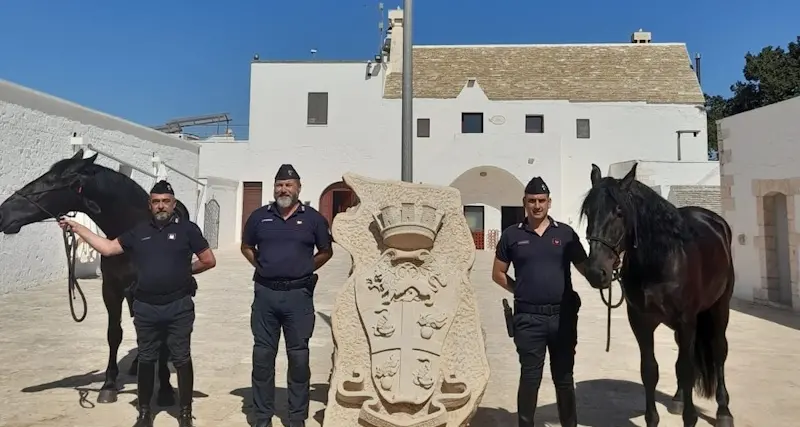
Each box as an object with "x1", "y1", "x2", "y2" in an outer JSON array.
[
  {"x1": 513, "y1": 292, "x2": 580, "y2": 427},
  {"x1": 250, "y1": 280, "x2": 316, "y2": 424},
  {"x1": 132, "y1": 294, "x2": 195, "y2": 409}
]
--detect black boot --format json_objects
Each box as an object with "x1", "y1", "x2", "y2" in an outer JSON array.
[
  {"x1": 178, "y1": 405, "x2": 194, "y2": 427},
  {"x1": 134, "y1": 361, "x2": 156, "y2": 427},
  {"x1": 176, "y1": 359, "x2": 195, "y2": 427},
  {"x1": 132, "y1": 406, "x2": 153, "y2": 427},
  {"x1": 555, "y1": 387, "x2": 578, "y2": 427}
]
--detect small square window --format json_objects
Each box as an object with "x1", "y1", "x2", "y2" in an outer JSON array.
[
  {"x1": 417, "y1": 118, "x2": 430, "y2": 137},
  {"x1": 525, "y1": 115, "x2": 544, "y2": 133},
  {"x1": 576, "y1": 119, "x2": 591, "y2": 139},
  {"x1": 462, "y1": 113, "x2": 483, "y2": 133}
]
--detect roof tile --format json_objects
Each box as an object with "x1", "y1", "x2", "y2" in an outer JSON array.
[{"x1": 383, "y1": 44, "x2": 704, "y2": 104}]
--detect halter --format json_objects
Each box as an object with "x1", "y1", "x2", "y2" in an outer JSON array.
[
  {"x1": 11, "y1": 182, "x2": 101, "y2": 323},
  {"x1": 585, "y1": 212, "x2": 639, "y2": 353}
]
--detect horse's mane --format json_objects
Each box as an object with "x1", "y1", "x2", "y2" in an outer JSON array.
[
  {"x1": 580, "y1": 176, "x2": 692, "y2": 268},
  {"x1": 50, "y1": 158, "x2": 189, "y2": 219}
]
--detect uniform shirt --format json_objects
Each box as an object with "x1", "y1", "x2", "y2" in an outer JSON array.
[
  {"x1": 495, "y1": 217, "x2": 588, "y2": 305},
  {"x1": 118, "y1": 214, "x2": 210, "y2": 304},
  {"x1": 242, "y1": 202, "x2": 332, "y2": 283}
]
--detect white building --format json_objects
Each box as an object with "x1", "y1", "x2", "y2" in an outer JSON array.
[
  {"x1": 718, "y1": 95, "x2": 800, "y2": 311},
  {"x1": 200, "y1": 9, "x2": 713, "y2": 249},
  {"x1": 0, "y1": 79, "x2": 228, "y2": 294}
]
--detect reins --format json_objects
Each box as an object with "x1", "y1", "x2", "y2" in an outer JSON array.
[{"x1": 13, "y1": 185, "x2": 98, "y2": 323}]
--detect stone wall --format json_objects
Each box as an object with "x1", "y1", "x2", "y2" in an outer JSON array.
[{"x1": 667, "y1": 185, "x2": 722, "y2": 216}]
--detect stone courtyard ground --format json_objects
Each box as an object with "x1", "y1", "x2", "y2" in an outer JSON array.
[{"x1": 0, "y1": 245, "x2": 799, "y2": 426}]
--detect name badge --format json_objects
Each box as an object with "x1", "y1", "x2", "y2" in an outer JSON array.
[{"x1": 168, "y1": 233, "x2": 176, "y2": 240}]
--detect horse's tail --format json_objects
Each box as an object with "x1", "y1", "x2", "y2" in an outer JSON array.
[{"x1": 692, "y1": 308, "x2": 719, "y2": 398}]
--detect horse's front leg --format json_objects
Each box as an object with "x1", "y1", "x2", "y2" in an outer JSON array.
[
  {"x1": 627, "y1": 305, "x2": 660, "y2": 427},
  {"x1": 98, "y1": 279, "x2": 123, "y2": 403}
]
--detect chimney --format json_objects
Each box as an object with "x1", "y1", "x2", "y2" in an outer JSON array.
[
  {"x1": 631, "y1": 28, "x2": 652, "y2": 44},
  {"x1": 387, "y1": 7, "x2": 404, "y2": 73},
  {"x1": 695, "y1": 53, "x2": 701, "y2": 85}
]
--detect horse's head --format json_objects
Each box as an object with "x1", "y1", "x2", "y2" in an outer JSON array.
[
  {"x1": 579, "y1": 162, "x2": 638, "y2": 289},
  {"x1": 0, "y1": 149, "x2": 100, "y2": 235}
]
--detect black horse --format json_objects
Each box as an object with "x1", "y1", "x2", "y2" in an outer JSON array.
[
  {"x1": 0, "y1": 149, "x2": 187, "y2": 406},
  {"x1": 579, "y1": 162, "x2": 735, "y2": 427}
]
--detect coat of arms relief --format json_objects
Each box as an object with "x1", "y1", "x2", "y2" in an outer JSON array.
[{"x1": 324, "y1": 173, "x2": 489, "y2": 427}]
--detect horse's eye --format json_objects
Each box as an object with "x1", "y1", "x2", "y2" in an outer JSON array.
[{"x1": 615, "y1": 206, "x2": 623, "y2": 216}]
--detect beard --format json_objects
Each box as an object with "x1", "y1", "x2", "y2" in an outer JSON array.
[
  {"x1": 276, "y1": 194, "x2": 297, "y2": 208},
  {"x1": 154, "y1": 211, "x2": 171, "y2": 222}
]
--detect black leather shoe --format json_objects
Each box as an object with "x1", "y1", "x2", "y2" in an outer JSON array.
[
  {"x1": 177, "y1": 405, "x2": 194, "y2": 427},
  {"x1": 132, "y1": 407, "x2": 154, "y2": 427},
  {"x1": 288, "y1": 422, "x2": 305, "y2": 427},
  {"x1": 253, "y1": 421, "x2": 272, "y2": 427}
]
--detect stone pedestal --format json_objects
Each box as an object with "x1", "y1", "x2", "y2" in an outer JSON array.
[{"x1": 323, "y1": 173, "x2": 490, "y2": 427}]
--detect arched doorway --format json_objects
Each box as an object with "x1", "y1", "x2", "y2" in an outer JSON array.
[
  {"x1": 204, "y1": 199, "x2": 221, "y2": 249},
  {"x1": 449, "y1": 166, "x2": 526, "y2": 250},
  {"x1": 319, "y1": 181, "x2": 359, "y2": 227},
  {"x1": 762, "y1": 192, "x2": 792, "y2": 305}
]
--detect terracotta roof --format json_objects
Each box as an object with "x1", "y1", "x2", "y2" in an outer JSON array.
[{"x1": 382, "y1": 43, "x2": 704, "y2": 104}]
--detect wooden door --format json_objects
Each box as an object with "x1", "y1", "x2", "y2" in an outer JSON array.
[{"x1": 241, "y1": 181, "x2": 263, "y2": 234}]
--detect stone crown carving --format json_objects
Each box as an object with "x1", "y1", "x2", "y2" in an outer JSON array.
[{"x1": 372, "y1": 202, "x2": 445, "y2": 250}]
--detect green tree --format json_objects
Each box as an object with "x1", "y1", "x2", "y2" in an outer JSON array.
[{"x1": 704, "y1": 38, "x2": 800, "y2": 155}]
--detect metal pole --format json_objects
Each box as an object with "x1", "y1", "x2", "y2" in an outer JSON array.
[{"x1": 400, "y1": 0, "x2": 413, "y2": 182}]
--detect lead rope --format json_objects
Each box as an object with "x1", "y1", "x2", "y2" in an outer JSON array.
[{"x1": 599, "y1": 267, "x2": 625, "y2": 352}]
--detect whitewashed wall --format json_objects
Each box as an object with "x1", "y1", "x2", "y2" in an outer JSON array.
[
  {"x1": 0, "y1": 79, "x2": 200, "y2": 294},
  {"x1": 197, "y1": 176, "x2": 239, "y2": 249}
]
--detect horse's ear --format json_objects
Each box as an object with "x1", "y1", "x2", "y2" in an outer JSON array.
[
  {"x1": 620, "y1": 162, "x2": 638, "y2": 189},
  {"x1": 64, "y1": 152, "x2": 98, "y2": 176},
  {"x1": 590, "y1": 163, "x2": 602, "y2": 185},
  {"x1": 71, "y1": 149, "x2": 84, "y2": 160}
]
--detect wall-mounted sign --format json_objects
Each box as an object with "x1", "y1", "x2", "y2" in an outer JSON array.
[{"x1": 489, "y1": 115, "x2": 505, "y2": 125}]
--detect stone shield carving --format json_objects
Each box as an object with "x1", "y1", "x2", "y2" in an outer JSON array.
[{"x1": 324, "y1": 173, "x2": 490, "y2": 427}]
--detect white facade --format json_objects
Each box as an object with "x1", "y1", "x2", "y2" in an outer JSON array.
[
  {"x1": 718, "y1": 96, "x2": 800, "y2": 310},
  {"x1": 200, "y1": 65, "x2": 709, "y2": 245},
  {"x1": 0, "y1": 79, "x2": 201, "y2": 294}
]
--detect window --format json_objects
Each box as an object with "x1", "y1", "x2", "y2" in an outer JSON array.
[
  {"x1": 576, "y1": 118, "x2": 591, "y2": 139},
  {"x1": 307, "y1": 92, "x2": 328, "y2": 125},
  {"x1": 417, "y1": 118, "x2": 430, "y2": 137},
  {"x1": 461, "y1": 113, "x2": 483, "y2": 133},
  {"x1": 525, "y1": 115, "x2": 544, "y2": 133}
]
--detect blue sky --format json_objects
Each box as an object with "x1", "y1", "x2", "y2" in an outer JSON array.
[{"x1": 1, "y1": 0, "x2": 797, "y2": 140}]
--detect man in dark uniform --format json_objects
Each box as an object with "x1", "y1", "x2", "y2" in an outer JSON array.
[
  {"x1": 491, "y1": 176, "x2": 589, "y2": 427},
  {"x1": 240, "y1": 164, "x2": 333, "y2": 427},
  {"x1": 58, "y1": 180, "x2": 217, "y2": 427}
]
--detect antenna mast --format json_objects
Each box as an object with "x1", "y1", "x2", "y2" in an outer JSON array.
[{"x1": 378, "y1": 2, "x2": 385, "y2": 56}]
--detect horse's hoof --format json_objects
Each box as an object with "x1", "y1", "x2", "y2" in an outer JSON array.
[
  {"x1": 716, "y1": 415, "x2": 734, "y2": 427},
  {"x1": 667, "y1": 400, "x2": 683, "y2": 415},
  {"x1": 97, "y1": 389, "x2": 118, "y2": 403},
  {"x1": 157, "y1": 389, "x2": 176, "y2": 407}
]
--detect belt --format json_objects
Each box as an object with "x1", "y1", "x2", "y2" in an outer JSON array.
[
  {"x1": 514, "y1": 301, "x2": 561, "y2": 315},
  {"x1": 257, "y1": 274, "x2": 317, "y2": 291}
]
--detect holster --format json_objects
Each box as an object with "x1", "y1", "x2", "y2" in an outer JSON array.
[{"x1": 502, "y1": 298, "x2": 514, "y2": 337}]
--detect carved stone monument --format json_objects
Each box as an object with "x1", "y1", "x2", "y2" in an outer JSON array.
[{"x1": 323, "y1": 173, "x2": 490, "y2": 427}]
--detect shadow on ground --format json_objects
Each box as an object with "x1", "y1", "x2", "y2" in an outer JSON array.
[
  {"x1": 731, "y1": 297, "x2": 800, "y2": 331},
  {"x1": 472, "y1": 378, "x2": 717, "y2": 427},
  {"x1": 21, "y1": 347, "x2": 209, "y2": 422}
]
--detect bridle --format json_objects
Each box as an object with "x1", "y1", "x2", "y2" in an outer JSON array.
[
  {"x1": 586, "y1": 225, "x2": 636, "y2": 353},
  {"x1": 11, "y1": 183, "x2": 101, "y2": 323}
]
